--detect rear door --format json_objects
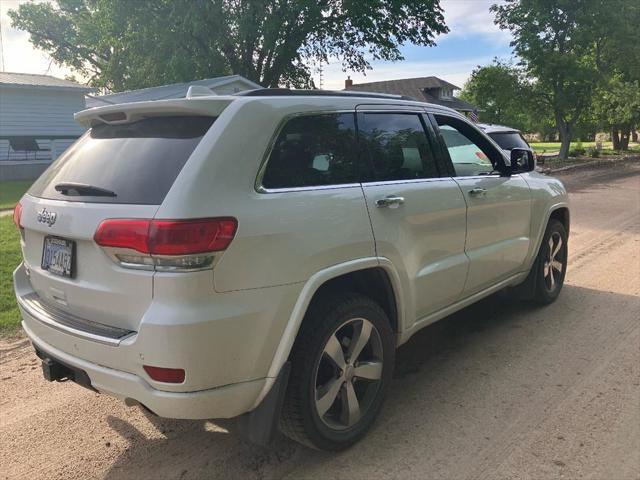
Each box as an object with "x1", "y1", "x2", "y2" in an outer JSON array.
[
  {"x1": 18, "y1": 115, "x2": 215, "y2": 332},
  {"x1": 357, "y1": 107, "x2": 468, "y2": 325},
  {"x1": 430, "y1": 113, "x2": 532, "y2": 295}
]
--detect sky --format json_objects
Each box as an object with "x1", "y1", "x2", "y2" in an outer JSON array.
[{"x1": 0, "y1": 0, "x2": 515, "y2": 92}]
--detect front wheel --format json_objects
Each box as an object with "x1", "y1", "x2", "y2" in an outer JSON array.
[
  {"x1": 532, "y1": 219, "x2": 568, "y2": 304},
  {"x1": 280, "y1": 293, "x2": 395, "y2": 450}
]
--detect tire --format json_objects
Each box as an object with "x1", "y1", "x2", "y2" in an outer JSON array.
[
  {"x1": 280, "y1": 292, "x2": 395, "y2": 451},
  {"x1": 531, "y1": 219, "x2": 568, "y2": 304}
]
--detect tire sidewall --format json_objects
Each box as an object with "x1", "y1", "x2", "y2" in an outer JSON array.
[
  {"x1": 535, "y1": 220, "x2": 568, "y2": 302},
  {"x1": 298, "y1": 298, "x2": 395, "y2": 450}
]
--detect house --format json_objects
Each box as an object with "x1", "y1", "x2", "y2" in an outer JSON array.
[
  {"x1": 344, "y1": 76, "x2": 478, "y2": 114},
  {"x1": 86, "y1": 75, "x2": 262, "y2": 108},
  {"x1": 0, "y1": 72, "x2": 93, "y2": 181}
]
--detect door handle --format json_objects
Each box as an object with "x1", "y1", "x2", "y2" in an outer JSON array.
[
  {"x1": 375, "y1": 195, "x2": 405, "y2": 208},
  {"x1": 468, "y1": 188, "x2": 487, "y2": 197}
]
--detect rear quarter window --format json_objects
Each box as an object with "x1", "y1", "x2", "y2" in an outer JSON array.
[
  {"x1": 261, "y1": 113, "x2": 358, "y2": 189},
  {"x1": 28, "y1": 116, "x2": 215, "y2": 204}
]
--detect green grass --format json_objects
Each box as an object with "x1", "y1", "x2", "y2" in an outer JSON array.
[
  {"x1": 529, "y1": 141, "x2": 640, "y2": 155},
  {"x1": 0, "y1": 216, "x2": 22, "y2": 335},
  {"x1": 0, "y1": 180, "x2": 33, "y2": 210}
]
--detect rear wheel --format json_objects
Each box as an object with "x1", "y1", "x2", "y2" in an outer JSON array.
[
  {"x1": 280, "y1": 293, "x2": 395, "y2": 450},
  {"x1": 532, "y1": 219, "x2": 568, "y2": 304}
]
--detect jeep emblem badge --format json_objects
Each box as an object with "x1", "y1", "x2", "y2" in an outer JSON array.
[{"x1": 37, "y1": 208, "x2": 57, "y2": 227}]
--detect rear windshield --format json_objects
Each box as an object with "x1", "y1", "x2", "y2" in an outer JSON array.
[
  {"x1": 488, "y1": 132, "x2": 530, "y2": 150},
  {"x1": 28, "y1": 116, "x2": 215, "y2": 204}
]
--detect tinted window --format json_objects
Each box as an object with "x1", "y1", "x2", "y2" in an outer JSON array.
[
  {"x1": 29, "y1": 116, "x2": 215, "y2": 204},
  {"x1": 359, "y1": 113, "x2": 438, "y2": 181},
  {"x1": 435, "y1": 116, "x2": 501, "y2": 177},
  {"x1": 261, "y1": 113, "x2": 357, "y2": 189},
  {"x1": 489, "y1": 132, "x2": 530, "y2": 150}
]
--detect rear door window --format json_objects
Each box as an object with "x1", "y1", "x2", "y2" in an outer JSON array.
[
  {"x1": 28, "y1": 116, "x2": 215, "y2": 204},
  {"x1": 358, "y1": 113, "x2": 440, "y2": 181},
  {"x1": 488, "y1": 132, "x2": 530, "y2": 150},
  {"x1": 261, "y1": 113, "x2": 358, "y2": 189}
]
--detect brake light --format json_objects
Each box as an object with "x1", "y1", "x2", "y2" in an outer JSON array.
[
  {"x1": 13, "y1": 202, "x2": 22, "y2": 230},
  {"x1": 94, "y1": 217, "x2": 237, "y2": 270},
  {"x1": 143, "y1": 365, "x2": 185, "y2": 383}
]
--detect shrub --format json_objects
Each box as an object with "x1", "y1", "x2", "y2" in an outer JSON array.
[{"x1": 588, "y1": 147, "x2": 600, "y2": 158}]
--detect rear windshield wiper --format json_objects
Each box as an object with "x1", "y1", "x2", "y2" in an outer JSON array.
[{"x1": 54, "y1": 182, "x2": 117, "y2": 197}]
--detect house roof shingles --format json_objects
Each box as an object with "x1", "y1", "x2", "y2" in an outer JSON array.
[
  {"x1": 345, "y1": 76, "x2": 477, "y2": 112},
  {"x1": 85, "y1": 75, "x2": 262, "y2": 108},
  {"x1": 0, "y1": 72, "x2": 93, "y2": 92}
]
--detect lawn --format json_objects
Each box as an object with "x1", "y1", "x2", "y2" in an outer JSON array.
[
  {"x1": 529, "y1": 141, "x2": 613, "y2": 154},
  {"x1": 0, "y1": 216, "x2": 22, "y2": 335},
  {"x1": 0, "y1": 180, "x2": 32, "y2": 210}
]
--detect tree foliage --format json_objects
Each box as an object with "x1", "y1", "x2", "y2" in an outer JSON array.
[
  {"x1": 491, "y1": 0, "x2": 608, "y2": 158},
  {"x1": 9, "y1": 0, "x2": 448, "y2": 92},
  {"x1": 460, "y1": 60, "x2": 536, "y2": 132}
]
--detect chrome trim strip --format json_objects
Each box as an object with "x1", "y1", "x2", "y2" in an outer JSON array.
[
  {"x1": 257, "y1": 183, "x2": 361, "y2": 194},
  {"x1": 18, "y1": 292, "x2": 135, "y2": 346},
  {"x1": 361, "y1": 177, "x2": 451, "y2": 187}
]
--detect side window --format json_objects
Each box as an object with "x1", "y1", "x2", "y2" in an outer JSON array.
[
  {"x1": 435, "y1": 115, "x2": 502, "y2": 177},
  {"x1": 359, "y1": 113, "x2": 439, "y2": 181},
  {"x1": 261, "y1": 113, "x2": 357, "y2": 189}
]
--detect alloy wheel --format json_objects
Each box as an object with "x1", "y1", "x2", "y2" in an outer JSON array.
[
  {"x1": 314, "y1": 317, "x2": 384, "y2": 430},
  {"x1": 543, "y1": 231, "x2": 564, "y2": 291}
]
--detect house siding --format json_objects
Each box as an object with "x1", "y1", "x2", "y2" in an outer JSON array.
[{"x1": 0, "y1": 86, "x2": 86, "y2": 137}]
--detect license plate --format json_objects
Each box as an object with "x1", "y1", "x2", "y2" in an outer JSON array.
[{"x1": 41, "y1": 236, "x2": 75, "y2": 278}]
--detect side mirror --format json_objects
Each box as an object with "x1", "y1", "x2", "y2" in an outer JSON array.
[{"x1": 510, "y1": 148, "x2": 535, "y2": 173}]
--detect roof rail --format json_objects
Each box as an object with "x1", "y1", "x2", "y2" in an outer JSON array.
[{"x1": 234, "y1": 88, "x2": 417, "y2": 102}]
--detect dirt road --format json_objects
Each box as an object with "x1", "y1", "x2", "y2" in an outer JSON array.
[{"x1": 2, "y1": 163, "x2": 639, "y2": 480}]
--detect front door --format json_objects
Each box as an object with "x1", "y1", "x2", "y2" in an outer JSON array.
[
  {"x1": 358, "y1": 109, "x2": 469, "y2": 326},
  {"x1": 431, "y1": 113, "x2": 532, "y2": 295}
]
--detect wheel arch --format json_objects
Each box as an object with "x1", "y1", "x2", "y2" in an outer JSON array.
[{"x1": 252, "y1": 257, "x2": 405, "y2": 408}]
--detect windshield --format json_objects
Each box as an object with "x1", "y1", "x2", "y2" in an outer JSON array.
[
  {"x1": 488, "y1": 132, "x2": 530, "y2": 150},
  {"x1": 29, "y1": 116, "x2": 215, "y2": 204}
]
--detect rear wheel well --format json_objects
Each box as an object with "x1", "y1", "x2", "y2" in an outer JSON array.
[
  {"x1": 309, "y1": 268, "x2": 399, "y2": 334},
  {"x1": 550, "y1": 207, "x2": 570, "y2": 236}
]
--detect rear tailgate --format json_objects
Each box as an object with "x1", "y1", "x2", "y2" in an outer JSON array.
[
  {"x1": 18, "y1": 196, "x2": 157, "y2": 332},
  {"x1": 17, "y1": 101, "x2": 232, "y2": 334}
]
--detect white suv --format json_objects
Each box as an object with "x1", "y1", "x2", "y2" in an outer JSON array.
[{"x1": 13, "y1": 89, "x2": 569, "y2": 451}]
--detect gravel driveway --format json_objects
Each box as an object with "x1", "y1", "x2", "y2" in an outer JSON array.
[{"x1": 1, "y1": 162, "x2": 639, "y2": 480}]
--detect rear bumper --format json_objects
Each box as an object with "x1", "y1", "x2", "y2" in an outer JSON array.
[
  {"x1": 14, "y1": 262, "x2": 303, "y2": 419},
  {"x1": 22, "y1": 319, "x2": 267, "y2": 419}
]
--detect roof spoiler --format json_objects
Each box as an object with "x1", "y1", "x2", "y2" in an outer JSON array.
[{"x1": 75, "y1": 97, "x2": 234, "y2": 127}]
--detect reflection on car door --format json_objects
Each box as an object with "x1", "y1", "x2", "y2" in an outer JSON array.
[
  {"x1": 432, "y1": 114, "x2": 532, "y2": 295},
  {"x1": 357, "y1": 108, "x2": 469, "y2": 326}
]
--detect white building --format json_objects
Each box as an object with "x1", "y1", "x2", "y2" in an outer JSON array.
[
  {"x1": 0, "y1": 73, "x2": 262, "y2": 181},
  {"x1": 0, "y1": 72, "x2": 93, "y2": 181}
]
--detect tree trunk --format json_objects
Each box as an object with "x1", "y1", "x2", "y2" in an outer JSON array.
[
  {"x1": 632, "y1": 130, "x2": 638, "y2": 142},
  {"x1": 620, "y1": 125, "x2": 631, "y2": 150},
  {"x1": 611, "y1": 128, "x2": 621, "y2": 150},
  {"x1": 557, "y1": 119, "x2": 572, "y2": 160}
]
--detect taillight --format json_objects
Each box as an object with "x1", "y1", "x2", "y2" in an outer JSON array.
[
  {"x1": 143, "y1": 365, "x2": 185, "y2": 383},
  {"x1": 13, "y1": 202, "x2": 22, "y2": 230},
  {"x1": 94, "y1": 217, "x2": 237, "y2": 271}
]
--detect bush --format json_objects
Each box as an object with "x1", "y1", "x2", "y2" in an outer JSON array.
[
  {"x1": 568, "y1": 148, "x2": 586, "y2": 157},
  {"x1": 588, "y1": 147, "x2": 600, "y2": 158}
]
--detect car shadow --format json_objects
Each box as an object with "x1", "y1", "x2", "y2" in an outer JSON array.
[{"x1": 101, "y1": 284, "x2": 639, "y2": 479}]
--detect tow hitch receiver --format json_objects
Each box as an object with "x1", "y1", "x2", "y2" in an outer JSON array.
[
  {"x1": 42, "y1": 357, "x2": 72, "y2": 382},
  {"x1": 35, "y1": 349, "x2": 97, "y2": 392}
]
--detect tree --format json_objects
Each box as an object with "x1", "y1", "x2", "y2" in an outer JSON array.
[
  {"x1": 492, "y1": 0, "x2": 605, "y2": 159},
  {"x1": 9, "y1": 0, "x2": 448, "y2": 92},
  {"x1": 592, "y1": 76, "x2": 640, "y2": 150},
  {"x1": 459, "y1": 59, "x2": 546, "y2": 132}
]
